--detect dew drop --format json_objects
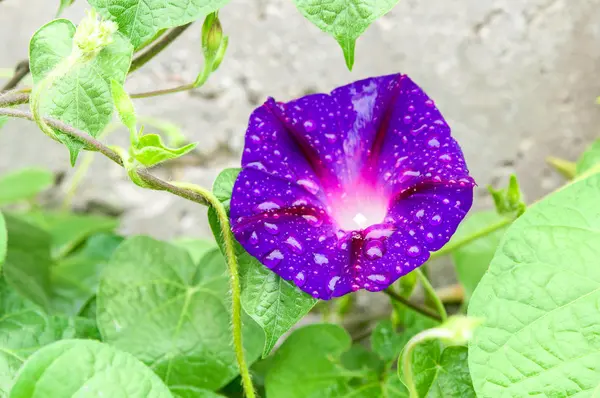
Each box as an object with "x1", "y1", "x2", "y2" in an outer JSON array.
[
  {"x1": 414, "y1": 209, "x2": 425, "y2": 221},
  {"x1": 255, "y1": 201, "x2": 281, "y2": 212},
  {"x1": 430, "y1": 214, "x2": 442, "y2": 225},
  {"x1": 303, "y1": 214, "x2": 323, "y2": 227},
  {"x1": 439, "y1": 154, "x2": 452, "y2": 162},
  {"x1": 425, "y1": 99, "x2": 434, "y2": 107},
  {"x1": 249, "y1": 231, "x2": 259, "y2": 245},
  {"x1": 407, "y1": 105, "x2": 416, "y2": 113},
  {"x1": 325, "y1": 133, "x2": 337, "y2": 143},
  {"x1": 367, "y1": 274, "x2": 389, "y2": 285},
  {"x1": 328, "y1": 276, "x2": 340, "y2": 291},
  {"x1": 264, "y1": 222, "x2": 279, "y2": 235},
  {"x1": 428, "y1": 138, "x2": 440, "y2": 148},
  {"x1": 303, "y1": 120, "x2": 316, "y2": 132},
  {"x1": 351, "y1": 284, "x2": 360, "y2": 292},
  {"x1": 250, "y1": 134, "x2": 261, "y2": 143},
  {"x1": 297, "y1": 179, "x2": 320, "y2": 195},
  {"x1": 407, "y1": 245, "x2": 421, "y2": 257},
  {"x1": 411, "y1": 124, "x2": 428, "y2": 135},
  {"x1": 273, "y1": 149, "x2": 282, "y2": 157},
  {"x1": 285, "y1": 236, "x2": 304, "y2": 253},
  {"x1": 314, "y1": 253, "x2": 329, "y2": 265},
  {"x1": 365, "y1": 226, "x2": 394, "y2": 240},
  {"x1": 403, "y1": 115, "x2": 412, "y2": 124},
  {"x1": 442, "y1": 198, "x2": 450, "y2": 205},
  {"x1": 294, "y1": 271, "x2": 306, "y2": 287},
  {"x1": 383, "y1": 172, "x2": 392, "y2": 181},
  {"x1": 263, "y1": 250, "x2": 284, "y2": 268},
  {"x1": 364, "y1": 240, "x2": 385, "y2": 260},
  {"x1": 425, "y1": 232, "x2": 435, "y2": 242},
  {"x1": 247, "y1": 162, "x2": 266, "y2": 171}
]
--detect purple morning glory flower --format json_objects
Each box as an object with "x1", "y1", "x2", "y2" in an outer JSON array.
[{"x1": 230, "y1": 74, "x2": 474, "y2": 300}]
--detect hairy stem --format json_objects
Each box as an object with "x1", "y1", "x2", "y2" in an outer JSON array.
[
  {"x1": 402, "y1": 328, "x2": 454, "y2": 398},
  {"x1": 1, "y1": 60, "x2": 30, "y2": 91},
  {"x1": 429, "y1": 217, "x2": 511, "y2": 261},
  {"x1": 172, "y1": 182, "x2": 255, "y2": 398},
  {"x1": 383, "y1": 288, "x2": 442, "y2": 322},
  {"x1": 0, "y1": 107, "x2": 210, "y2": 206},
  {"x1": 0, "y1": 91, "x2": 30, "y2": 107},
  {"x1": 416, "y1": 269, "x2": 447, "y2": 321},
  {"x1": 129, "y1": 24, "x2": 192, "y2": 74}
]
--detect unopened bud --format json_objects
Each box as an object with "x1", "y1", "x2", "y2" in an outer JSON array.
[
  {"x1": 73, "y1": 10, "x2": 118, "y2": 61},
  {"x1": 202, "y1": 13, "x2": 223, "y2": 61},
  {"x1": 439, "y1": 315, "x2": 483, "y2": 346}
]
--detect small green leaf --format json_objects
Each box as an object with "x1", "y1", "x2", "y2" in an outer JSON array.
[
  {"x1": 10, "y1": 339, "x2": 173, "y2": 398},
  {"x1": 131, "y1": 133, "x2": 197, "y2": 167},
  {"x1": 29, "y1": 19, "x2": 133, "y2": 164},
  {"x1": 111, "y1": 79, "x2": 137, "y2": 134},
  {"x1": 0, "y1": 278, "x2": 97, "y2": 395},
  {"x1": 213, "y1": 167, "x2": 240, "y2": 208},
  {"x1": 576, "y1": 138, "x2": 600, "y2": 176},
  {"x1": 56, "y1": 0, "x2": 75, "y2": 16},
  {"x1": 97, "y1": 236, "x2": 263, "y2": 392},
  {"x1": 292, "y1": 0, "x2": 399, "y2": 69},
  {"x1": 0, "y1": 212, "x2": 6, "y2": 267},
  {"x1": 425, "y1": 346, "x2": 476, "y2": 398},
  {"x1": 341, "y1": 344, "x2": 384, "y2": 374},
  {"x1": 487, "y1": 174, "x2": 526, "y2": 219},
  {"x1": 19, "y1": 211, "x2": 118, "y2": 258},
  {"x1": 469, "y1": 173, "x2": 600, "y2": 396},
  {"x1": 397, "y1": 340, "x2": 442, "y2": 397},
  {"x1": 450, "y1": 211, "x2": 506, "y2": 303},
  {"x1": 2, "y1": 214, "x2": 53, "y2": 310},
  {"x1": 371, "y1": 320, "x2": 406, "y2": 362},
  {"x1": 88, "y1": 0, "x2": 231, "y2": 49},
  {"x1": 208, "y1": 168, "x2": 317, "y2": 357},
  {"x1": 546, "y1": 156, "x2": 576, "y2": 180},
  {"x1": 0, "y1": 168, "x2": 54, "y2": 206}
]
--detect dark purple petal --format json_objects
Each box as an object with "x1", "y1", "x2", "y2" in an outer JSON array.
[{"x1": 230, "y1": 73, "x2": 475, "y2": 299}]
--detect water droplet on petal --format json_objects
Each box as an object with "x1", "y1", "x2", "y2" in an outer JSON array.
[
  {"x1": 250, "y1": 134, "x2": 261, "y2": 143},
  {"x1": 439, "y1": 154, "x2": 452, "y2": 162},
  {"x1": 325, "y1": 133, "x2": 337, "y2": 143},
  {"x1": 285, "y1": 236, "x2": 304, "y2": 253},
  {"x1": 364, "y1": 240, "x2": 385, "y2": 260},
  {"x1": 351, "y1": 284, "x2": 360, "y2": 291},
  {"x1": 303, "y1": 214, "x2": 323, "y2": 226},
  {"x1": 297, "y1": 179, "x2": 320, "y2": 195},
  {"x1": 249, "y1": 231, "x2": 258, "y2": 245},
  {"x1": 294, "y1": 271, "x2": 306, "y2": 287},
  {"x1": 430, "y1": 214, "x2": 442, "y2": 225},
  {"x1": 408, "y1": 105, "x2": 416, "y2": 113},
  {"x1": 383, "y1": 172, "x2": 392, "y2": 181},
  {"x1": 425, "y1": 232, "x2": 435, "y2": 242},
  {"x1": 255, "y1": 201, "x2": 281, "y2": 212},
  {"x1": 247, "y1": 162, "x2": 267, "y2": 171},
  {"x1": 425, "y1": 99, "x2": 435, "y2": 107},
  {"x1": 367, "y1": 274, "x2": 389, "y2": 285},
  {"x1": 304, "y1": 120, "x2": 316, "y2": 132},
  {"x1": 407, "y1": 245, "x2": 421, "y2": 257},
  {"x1": 328, "y1": 276, "x2": 340, "y2": 291},
  {"x1": 264, "y1": 222, "x2": 279, "y2": 235},
  {"x1": 428, "y1": 138, "x2": 440, "y2": 148},
  {"x1": 365, "y1": 226, "x2": 394, "y2": 240},
  {"x1": 414, "y1": 209, "x2": 425, "y2": 221},
  {"x1": 314, "y1": 253, "x2": 329, "y2": 265},
  {"x1": 263, "y1": 250, "x2": 284, "y2": 268},
  {"x1": 411, "y1": 124, "x2": 428, "y2": 135},
  {"x1": 403, "y1": 115, "x2": 412, "y2": 124}
]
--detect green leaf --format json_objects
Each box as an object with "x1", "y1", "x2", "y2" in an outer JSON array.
[
  {"x1": 265, "y1": 324, "x2": 352, "y2": 397},
  {"x1": 487, "y1": 174, "x2": 526, "y2": 219},
  {"x1": 291, "y1": 0, "x2": 399, "y2": 70},
  {"x1": 171, "y1": 238, "x2": 216, "y2": 264},
  {"x1": 50, "y1": 233, "x2": 123, "y2": 315},
  {"x1": 468, "y1": 173, "x2": 600, "y2": 396},
  {"x1": 425, "y1": 346, "x2": 476, "y2": 398},
  {"x1": 576, "y1": 138, "x2": 600, "y2": 176},
  {"x1": 88, "y1": 0, "x2": 230, "y2": 49},
  {"x1": 111, "y1": 79, "x2": 137, "y2": 133},
  {"x1": 341, "y1": 344, "x2": 384, "y2": 374},
  {"x1": 371, "y1": 320, "x2": 406, "y2": 362},
  {"x1": 2, "y1": 214, "x2": 53, "y2": 310},
  {"x1": 0, "y1": 168, "x2": 53, "y2": 206},
  {"x1": 29, "y1": 19, "x2": 133, "y2": 164},
  {"x1": 0, "y1": 212, "x2": 6, "y2": 268},
  {"x1": 10, "y1": 339, "x2": 173, "y2": 398},
  {"x1": 208, "y1": 168, "x2": 317, "y2": 357},
  {"x1": 131, "y1": 133, "x2": 197, "y2": 167},
  {"x1": 97, "y1": 236, "x2": 263, "y2": 392},
  {"x1": 0, "y1": 279, "x2": 97, "y2": 395},
  {"x1": 398, "y1": 340, "x2": 442, "y2": 397},
  {"x1": 19, "y1": 211, "x2": 118, "y2": 258},
  {"x1": 450, "y1": 211, "x2": 506, "y2": 303},
  {"x1": 213, "y1": 167, "x2": 240, "y2": 208}
]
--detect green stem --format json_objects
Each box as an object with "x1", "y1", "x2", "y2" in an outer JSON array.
[
  {"x1": 129, "y1": 24, "x2": 192, "y2": 74},
  {"x1": 429, "y1": 217, "x2": 511, "y2": 261},
  {"x1": 383, "y1": 288, "x2": 441, "y2": 322},
  {"x1": 171, "y1": 181, "x2": 255, "y2": 398},
  {"x1": 415, "y1": 269, "x2": 447, "y2": 321},
  {"x1": 402, "y1": 328, "x2": 454, "y2": 398}
]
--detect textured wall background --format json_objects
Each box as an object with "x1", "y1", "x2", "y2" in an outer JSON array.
[{"x1": 1, "y1": 0, "x2": 599, "y2": 241}]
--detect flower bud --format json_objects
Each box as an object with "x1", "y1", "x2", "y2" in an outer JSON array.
[
  {"x1": 438, "y1": 315, "x2": 483, "y2": 346},
  {"x1": 202, "y1": 13, "x2": 223, "y2": 61},
  {"x1": 73, "y1": 10, "x2": 118, "y2": 61}
]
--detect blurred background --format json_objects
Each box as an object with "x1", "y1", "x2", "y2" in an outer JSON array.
[{"x1": 1, "y1": 0, "x2": 599, "y2": 241}]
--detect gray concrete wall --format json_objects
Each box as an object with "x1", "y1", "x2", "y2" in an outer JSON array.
[{"x1": 1, "y1": 0, "x2": 599, "y2": 240}]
